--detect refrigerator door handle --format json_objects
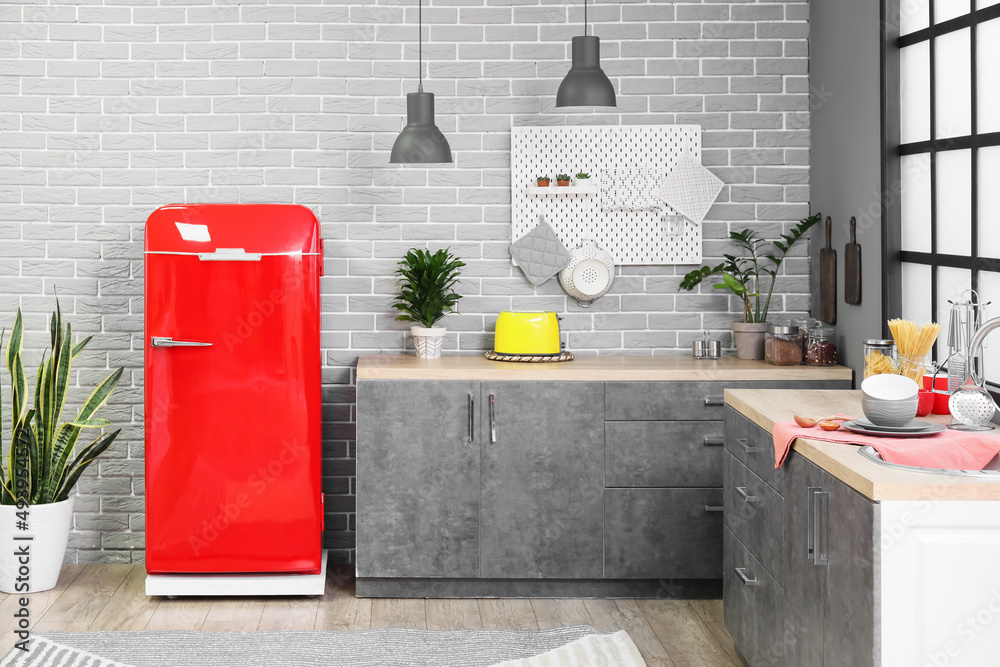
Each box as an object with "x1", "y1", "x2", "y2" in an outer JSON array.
[{"x1": 150, "y1": 336, "x2": 213, "y2": 348}]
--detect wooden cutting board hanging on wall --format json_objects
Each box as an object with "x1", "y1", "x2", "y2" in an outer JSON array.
[
  {"x1": 819, "y1": 216, "x2": 837, "y2": 324},
  {"x1": 844, "y1": 216, "x2": 862, "y2": 305}
]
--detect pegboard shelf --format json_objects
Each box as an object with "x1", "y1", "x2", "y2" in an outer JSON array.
[
  {"x1": 511, "y1": 125, "x2": 704, "y2": 266},
  {"x1": 528, "y1": 185, "x2": 599, "y2": 195}
]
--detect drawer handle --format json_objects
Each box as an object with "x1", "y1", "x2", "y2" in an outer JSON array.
[
  {"x1": 735, "y1": 567, "x2": 759, "y2": 586},
  {"x1": 738, "y1": 438, "x2": 759, "y2": 454},
  {"x1": 736, "y1": 486, "x2": 758, "y2": 503},
  {"x1": 704, "y1": 396, "x2": 725, "y2": 406},
  {"x1": 703, "y1": 436, "x2": 725, "y2": 447},
  {"x1": 704, "y1": 505, "x2": 724, "y2": 513}
]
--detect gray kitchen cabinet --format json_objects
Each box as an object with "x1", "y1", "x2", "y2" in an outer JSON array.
[
  {"x1": 356, "y1": 380, "x2": 481, "y2": 579},
  {"x1": 724, "y1": 405, "x2": 878, "y2": 667},
  {"x1": 606, "y1": 421, "x2": 725, "y2": 487},
  {"x1": 785, "y1": 453, "x2": 878, "y2": 667},
  {"x1": 822, "y1": 463, "x2": 878, "y2": 666},
  {"x1": 605, "y1": 488, "x2": 724, "y2": 579},
  {"x1": 480, "y1": 382, "x2": 605, "y2": 579}
]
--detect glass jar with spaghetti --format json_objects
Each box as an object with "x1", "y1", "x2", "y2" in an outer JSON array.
[{"x1": 864, "y1": 339, "x2": 896, "y2": 378}]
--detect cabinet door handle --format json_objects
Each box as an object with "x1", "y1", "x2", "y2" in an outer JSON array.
[
  {"x1": 703, "y1": 436, "x2": 725, "y2": 446},
  {"x1": 704, "y1": 396, "x2": 725, "y2": 406},
  {"x1": 738, "y1": 438, "x2": 759, "y2": 454},
  {"x1": 489, "y1": 393, "x2": 497, "y2": 443},
  {"x1": 468, "y1": 393, "x2": 475, "y2": 443},
  {"x1": 813, "y1": 489, "x2": 829, "y2": 566},
  {"x1": 735, "y1": 567, "x2": 758, "y2": 586},
  {"x1": 736, "y1": 486, "x2": 757, "y2": 503},
  {"x1": 704, "y1": 505, "x2": 724, "y2": 513}
]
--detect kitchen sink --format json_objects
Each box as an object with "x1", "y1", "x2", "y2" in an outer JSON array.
[{"x1": 858, "y1": 445, "x2": 1000, "y2": 477}]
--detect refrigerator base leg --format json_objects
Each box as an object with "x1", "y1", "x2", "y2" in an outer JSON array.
[{"x1": 144, "y1": 550, "x2": 328, "y2": 597}]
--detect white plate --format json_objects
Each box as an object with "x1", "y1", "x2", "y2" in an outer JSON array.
[{"x1": 841, "y1": 420, "x2": 946, "y2": 438}]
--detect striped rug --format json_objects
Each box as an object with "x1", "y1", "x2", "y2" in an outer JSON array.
[{"x1": 0, "y1": 627, "x2": 646, "y2": 667}]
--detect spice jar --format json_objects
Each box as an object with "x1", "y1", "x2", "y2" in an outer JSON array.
[
  {"x1": 765, "y1": 325, "x2": 803, "y2": 366},
  {"x1": 863, "y1": 339, "x2": 896, "y2": 378},
  {"x1": 805, "y1": 326, "x2": 838, "y2": 365}
]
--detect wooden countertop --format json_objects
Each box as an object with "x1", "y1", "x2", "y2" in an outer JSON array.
[
  {"x1": 357, "y1": 354, "x2": 854, "y2": 382},
  {"x1": 725, "y1": 389, "x2": 1000, "y2": 501}
]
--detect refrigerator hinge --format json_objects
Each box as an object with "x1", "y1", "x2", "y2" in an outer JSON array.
[
  {"x1": 321, "y1": 493, "x2": 325, "y2": 531},
  {"x1": 318, "y1": 239, "x2": 325, "y2": 276}
]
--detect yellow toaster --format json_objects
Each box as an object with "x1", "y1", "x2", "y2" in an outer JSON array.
[{"x1": 494, "y1": 311, "x2": 562, "y2": 355}]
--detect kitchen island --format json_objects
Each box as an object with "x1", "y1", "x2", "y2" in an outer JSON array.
[
  {"x1": 724, "y1": 389, "x2": 1000, "y2": 667},
  {"x1": 354, "y1": 354, "x2": 851, "y2": 599}
]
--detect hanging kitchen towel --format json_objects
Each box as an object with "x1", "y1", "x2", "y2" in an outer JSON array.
[
  {"x1": 509, "y1": 220, "x2": 572, "y2": 286},
  {"x1": 771, "y1": 418, "x2": 1000, "y2": 470},
  {"x1": 654, "y1": 152, "x2": 724, "y2": 225},
  {"x1": 600, "y1": 168, "x2": 659, "y2": 211}
]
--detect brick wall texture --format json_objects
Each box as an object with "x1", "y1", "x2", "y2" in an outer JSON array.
[{"x1": 0, "y1": 0, "x2": 812, "y2": 564}]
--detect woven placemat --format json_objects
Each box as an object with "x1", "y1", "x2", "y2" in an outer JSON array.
[{"x1": 485, "y1": 351, "x2": 574, "y2": 363}]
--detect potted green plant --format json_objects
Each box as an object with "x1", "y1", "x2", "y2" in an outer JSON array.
[
  {"x1": 575, "y1": 172, "x2": 590, "y2": 185},
  {"x1": 392, "y1": 248, "x2": 466, "y2": 359},
  {"x1": 556, "y1": 174, "x2": 571, "y2": 187},
  {"x1": 679, "y1": 214, "x2": 820, "y2": 360},
  {"x1": 536, "y1": 176, "x2": 551, "y2": 187},
  {"x1": 0, "y1": 303, "x2": 123, "y2": 593}
]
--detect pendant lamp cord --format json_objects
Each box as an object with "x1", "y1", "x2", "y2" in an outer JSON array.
[
  {"x1": 584, "y1": 0, "x2": 588, "y2": 36},
  {"x1": 418, "y1": 0, "x2": 424, "y2": 93}
]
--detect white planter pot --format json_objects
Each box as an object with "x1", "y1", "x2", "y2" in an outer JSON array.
[
  {"x1": 411, "y1": 326, "x2": 447, "y2": 359},
  {"x1": 0, "y1": 497, "x2": 74, "y2": 594}
]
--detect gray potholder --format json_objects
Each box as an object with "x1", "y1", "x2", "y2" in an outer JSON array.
[{"x1": 510, "y1": 221, "x2": 571, "y2": 286}]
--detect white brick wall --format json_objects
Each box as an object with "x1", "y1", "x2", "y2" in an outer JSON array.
[{"x1": 0, "y1": 0, "x2": 813, "y2": 564}]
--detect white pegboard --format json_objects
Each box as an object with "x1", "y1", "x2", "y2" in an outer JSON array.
[{"x1": 511, "y1": 125, "x2": 704, "y2": 265}]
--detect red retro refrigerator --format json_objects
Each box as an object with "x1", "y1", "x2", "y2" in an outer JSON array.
[{"x1": 144, "y1": 204, "x2": 325, "y2": 594}]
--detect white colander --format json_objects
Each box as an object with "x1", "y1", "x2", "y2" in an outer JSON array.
[{"x1": 559, "y1": 239, "x2": 615, "y2": 307}]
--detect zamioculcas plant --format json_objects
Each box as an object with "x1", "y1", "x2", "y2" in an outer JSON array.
[
  {"x1": 392, "y1": 248, "x2": 466, "y2": 329},
  {"x1": 1, "y1": 302, "x2": 124, "y2": 505},
  {"x1": 679, "y1": 213, "x2": 821, "y2": 323}
]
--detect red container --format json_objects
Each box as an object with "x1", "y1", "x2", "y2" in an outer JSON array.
[
  {"x1": 922, "y1": 375, "x2": 951, "y2": 415},
  {"x1": 144, "y1": 204, "x2": 324, "y2": 575},
  {"x1": 916, "y1": 389, "x2": 935, "y2": 417}
]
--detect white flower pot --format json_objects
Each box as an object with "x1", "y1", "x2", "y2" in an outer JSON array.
[
  {"x1": 411, "y1": 326, "x2": 447, "y2": 359},
  {"x1": 0, "y1": 497, "x2": 74, "y2": 594}
]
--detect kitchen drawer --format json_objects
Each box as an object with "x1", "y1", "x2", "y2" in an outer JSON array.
[
  {"x1": 604, "y1": 488, "x2": 723, "y2": 579},
  {"x1": 724, "y1": 526, "x2": 784, "y2": 667},
  {"x1": 724, "y1": 452, "x2": 785, "y2": 583},
  {"x1": 605, "y1": 421, "x2": 724, "y2": 487},
  {"x1": 725, "y1": 406, "x2": 783, "y2": 494},
  {"x1": 607, "y1": 380, "x2": 850, "y2": 422}
]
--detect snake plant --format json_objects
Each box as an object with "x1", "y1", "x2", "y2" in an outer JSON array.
[
  {"x1": 392, "y1": 248, "x2": 466, "y2": 329},
  {"x1": 1, "y1": 302, "x2": 123, "y2": 505}
]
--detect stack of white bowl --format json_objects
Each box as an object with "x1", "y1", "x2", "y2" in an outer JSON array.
[{"x1": 860, "y1": 374, "x2": 920, "y2": 427}]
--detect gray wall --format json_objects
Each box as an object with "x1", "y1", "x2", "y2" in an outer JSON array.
[
  {"x1": 1, "y1": 0, "x2": 814, "y2": 564},
  {"x1": 809, "y1": 0, "x2": 886, "y2": 382}
]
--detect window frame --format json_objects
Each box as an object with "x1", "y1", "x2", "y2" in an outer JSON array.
[{"x1": 884, "y1": 0, "x2": 1000, "y2": 389}]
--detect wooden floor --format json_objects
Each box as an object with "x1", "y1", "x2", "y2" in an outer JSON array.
[{"x1": 1, "y1": 565, "x2": 740, "y2": 666}]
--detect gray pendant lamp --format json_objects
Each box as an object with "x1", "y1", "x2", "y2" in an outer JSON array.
[
  {"x1": 389, "y1": 0, "x2": 452, "y2": 164},
  {"x1": 556, "y1": 0, "x2": 617, "y2": 109}
]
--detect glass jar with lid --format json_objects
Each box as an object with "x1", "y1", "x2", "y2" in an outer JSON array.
[
  {"x1": 765, "y1": 325, "x2": 804, "y2": 366},
  {"x1": 805, "y1": 326, "x2": 838, "y2": 365},
  {"x1": 863, "y1": 339, "x2": 896, "y2": 378}
]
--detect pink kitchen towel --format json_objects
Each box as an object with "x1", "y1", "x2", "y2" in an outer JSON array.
[{"x1": 772, "y1": 419, "x2": 1000, "y2": 470}]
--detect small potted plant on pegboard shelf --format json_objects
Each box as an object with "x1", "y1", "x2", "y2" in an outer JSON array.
[
  {"x1": 536, "y1": 175, "x2": 550, "y2": 187},
  {"x1": 393, "y1": 248, "x2": 466, "y2": 359},
  {"x1": 575, "y1": 172, "x2": 590, "y2": 186},
  {"x1": 556, "y1": 174, "x2": 571, "y2": 187}
]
